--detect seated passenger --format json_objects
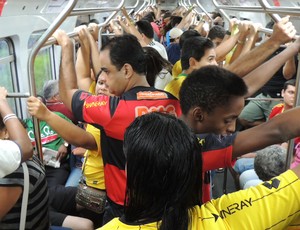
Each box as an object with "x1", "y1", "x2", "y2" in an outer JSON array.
[
  {"x1": 235, "y1": 79, "x2": 297, "y2": 175},
  {"x1": 44, "y1": 79, "x2": 77, "y2": 124},
  {"x1": 0, "y1": 87, "x2": 49, "y2": 229},
  {"x1": 239, "y1": 145, "x2": 287, "y2": 189},
  {"x1": 24, "y1": 96, "x2": 72, "y2": 187},
  {"x1": 100, "y1": 112, "x2": 300, "y2": 229}
]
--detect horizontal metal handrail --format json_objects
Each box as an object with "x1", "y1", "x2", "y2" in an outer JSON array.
[
  {"x1": 245, "y1": 97, "x2": 283, "y2": 101},
  {"x1": 213, "y1": 0, "x2": 300, "y2": 17},
  {"x1": 7, "y1": 93, "x2": 30, "y2": 98}
]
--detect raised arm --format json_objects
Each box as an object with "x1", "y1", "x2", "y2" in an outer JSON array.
[
  {"x1": 227, "y1": 16, "x2": 296, "y2": 77},
  {"x1": 282, "y1": 55, "x2": 296, "y2": 79},
  {"x1": 216, "y1": 22, "x2": 246, "y2": 63},
  {"x1": 121, "y1": 7, "x2": 147, "y2": 47},
  {"x1": 0, "y1": 87, "x2": 33, "y2": 161},
  {"x1": 243, "y1": 36, "x2": 300, "y2": 97},
  {"x1": 228, "y1": 22, "x2": 251, "y2": 63},
  {"x1": 75, "y1": 26, "x2": 93, "y2": 92},
  {"x1": 233, "y1": 106, "x2": 300, "y2": 160},
  {"x1": 52, "y1": 29, "x2": 78, "y2": 111},
  {"x1": 27, "y1": 96, "x2": 97, "y2": 150},
  {"x1": 87, "y1": 23, "x2": 103, "y2": 76}
]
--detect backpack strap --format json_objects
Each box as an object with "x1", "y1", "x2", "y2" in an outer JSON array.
[{"x1": 20, "y1": 162, "x2": 29, "y2": 230}]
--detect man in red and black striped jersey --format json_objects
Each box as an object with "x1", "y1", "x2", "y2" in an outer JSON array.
[{"x1": 53, "y1": 31, "x2": 181, "y2": 224}]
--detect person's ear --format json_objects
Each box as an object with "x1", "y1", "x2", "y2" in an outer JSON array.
[
  {"x1": 123, "y1": 64, "x2": 133, "y2": 79},
  {"x1": 281, "y1": 89, "x2": 285, "y2": 98},
  {"x1": 192, "y1": 107, "x2": 204, "y2": 122},
  {"x1": 189, "y1": 57, "x2": 197, "y2": 68}
]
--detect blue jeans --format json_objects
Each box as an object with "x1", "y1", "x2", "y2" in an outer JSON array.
[
  {"x1": 65, "y1": 154, "x2": 83, "y2": 187},
  {"x1": 233, "y1": 158, "x2": 254, "y2": 174}
]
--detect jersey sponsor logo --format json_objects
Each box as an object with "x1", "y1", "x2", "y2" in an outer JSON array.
[
  {"x1": 85, "y1": 101, "x2": 107, "y2": 108},
  {"x1": 219, "y1": 198, "x2": 252, "y2": 219},
  {"x1": 262, "y1": 178, "x2": 280, "y2": 189},
  {"x1": 201, "y1": 213, "x2": 219, "y2": 222},
  {"x1": 135, "y1": 105, "x2": 176, "y2": 117},
  {"x1": 136, "y1": 91, "x2": 168, "y2": 100},
  {"x1": 197, "y1": 137, "x2": 205, "y2": 146}
]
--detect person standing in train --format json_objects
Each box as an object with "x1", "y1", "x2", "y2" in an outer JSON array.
[
  {"x1": 52, "y1": 31, "x2": 181, "y2": 224},
  {"x1": 99, "y1": 112, "x2": 300, "y2": 230}
]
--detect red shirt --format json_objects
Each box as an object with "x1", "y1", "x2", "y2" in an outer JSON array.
[
  {"x1": 72, "y1": 87, "x2": 181, "y2": 205},
  {"x1": 198, "y1": 133, "x2": 237, "y2": 202}
]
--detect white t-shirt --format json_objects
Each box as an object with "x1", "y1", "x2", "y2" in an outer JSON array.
[
  {"x1": 154, "y1": 70, "x2": 173, "y2": 90},
  {"x1": 148, "y1": 40, "x2": 168, "y2": 60},
  {"x1": 0, "y1": 140, "x2": 21, "y2": 178}
]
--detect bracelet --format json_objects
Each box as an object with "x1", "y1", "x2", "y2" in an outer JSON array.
[
  {"x1": 237, "y1": 39, "x2": 245, "y2": 45},
  {"x1": 226, "y1": 30, "x2": 231, "y2": 35},
  {"x1": 3, "y1": 113, "x2": 17, "y2": 124}
]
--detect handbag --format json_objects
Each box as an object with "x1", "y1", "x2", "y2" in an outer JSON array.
[{"x1": 75, "y1": 154, "x2": 107, "y2": 214}]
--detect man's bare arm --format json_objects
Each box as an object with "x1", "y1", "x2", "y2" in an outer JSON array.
[
  {"x1": 243, "y1": 37, "x2": 300, "y2": 97},
  {"x1": 52, "y1": 29, "x2": 78, "y2": 111},
  {"x1": 27, "y1": 96, "x2": 97, "y2": 150},
  {"x1": 233, "y1": 106, "x2": 300, "y2": 160}
]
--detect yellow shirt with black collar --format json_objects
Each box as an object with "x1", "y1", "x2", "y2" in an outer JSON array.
[
  {"x1": 164, "y1": 73, "x2": 187, "y2": 99},
  {"x1": 99, "y1": 170, "x2": 300, "y2": 229}
]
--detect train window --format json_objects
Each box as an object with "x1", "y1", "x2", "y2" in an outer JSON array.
[
  {"x1": 0, "y1": 38, "x2": 18, "y2": 112},
  {"x1": 0, "y1": 39, "x2": 15, "y2": 92},
  {"x1": 28, "y1": 31, "x2": 54, "y2": 94}
]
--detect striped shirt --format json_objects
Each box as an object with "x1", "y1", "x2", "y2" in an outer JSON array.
[{"x1": 0, "y1": 155, "x2": 50, "y2": 229}]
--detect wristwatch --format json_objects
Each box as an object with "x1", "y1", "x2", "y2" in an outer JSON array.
[{"x1": 64, "y1": 141, "x2": 69, "y2": 148}]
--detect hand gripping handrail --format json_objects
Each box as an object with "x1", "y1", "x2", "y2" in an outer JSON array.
[
  {"x1": 213, "y1": 0, "x2": 300, "y2": 170},
  {"x1": 212, "y1": 0, "x2": 285, "y2": 36},
  {"x1": 27, "y1": 0, "x2": 78, "y2": 161}
]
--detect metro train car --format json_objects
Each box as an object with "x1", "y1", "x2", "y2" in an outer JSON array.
[{"x1": 1, "y1": 0, "x2": 300, "y2": 229}]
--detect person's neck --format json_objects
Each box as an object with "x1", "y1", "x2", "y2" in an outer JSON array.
[
  {"x1": 125, "y1": 74, "x2": 150, "y2": 92},
  {"x1": 182, "y1": 68, "x2": 193, "y2": 75},
  {"x1": 180, "y1": 114, "x2": 193, "y2": 131},
  {"x1": 144, "y1": 37, "x2": 153, "y2": 45},
  {"x1": 284, "y1": 104, "x2": 293, "y2": 111}
]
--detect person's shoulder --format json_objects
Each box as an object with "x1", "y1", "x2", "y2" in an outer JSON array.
[
  {"x1": 172, "y1": 60, "x2": 182, "y2": 77},
  {"x1": 164, "y1": 76, "x2": 187, "y2": 98},
  {"x1": 272, "y1": 103, "x2": 284, "y2": 109}
]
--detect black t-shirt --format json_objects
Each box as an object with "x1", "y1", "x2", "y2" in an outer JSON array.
[{"x1": 260, "y1": 46, "x2": 297, "y2": 98}]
